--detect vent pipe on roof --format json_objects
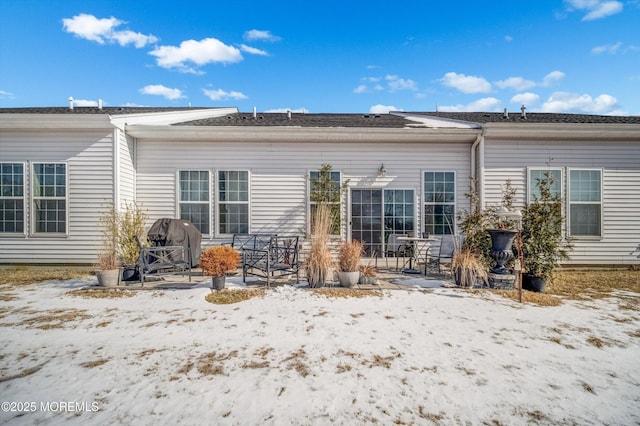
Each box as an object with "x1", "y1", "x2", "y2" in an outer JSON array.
[
  {"x1": 68, "y1": 96, "x2": 74, "y2": 110},
  {"x1": 98, "y1": 99, "x2": 103, "y2": 110},
  {"x1": 253, "y1": 106, "x2": 257, "y2": 119},
  {"x1": 503, "y1": 107, "x2": 508, "y2": 119},
  {"x1": 287, "y1": 109, "x2": 292, "y2": 120},
  {"x1": 520, "y1": 104, "x2": 527, "y2": 119}
]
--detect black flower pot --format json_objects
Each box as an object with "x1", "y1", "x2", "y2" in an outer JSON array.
[
  {"x1": 488, "y1": 229, "x2": 517, "y2": 275},
  {"x1": 522, "y1": 273, "x2": 546, "y2": 292},
  {"x1": 211, "y1": 276, "x2": 225, "y2": 291}
]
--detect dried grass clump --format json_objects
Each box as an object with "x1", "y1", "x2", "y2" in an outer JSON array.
[
  {"x1": 338, "y1": 240, "x2": 363, "y2": 272},
  {"x1": 205, "y1": 288, "x2": 266, "y2": 304},
  {"x1": 68, "y1": 288, "x2": 136, "y2": 299},
  {"x1": 305, "y1": 203, "x2": 334, "y2": 288},
  {"x1": 451, "y1": 248, "x2": 488, "y2": 288}
]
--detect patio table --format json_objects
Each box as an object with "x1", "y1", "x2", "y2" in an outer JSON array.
[{"x1": 397, "y1": 236, "x2": 434, "y2": 274}]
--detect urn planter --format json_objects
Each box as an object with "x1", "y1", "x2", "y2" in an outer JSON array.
[{"x1": 488, "y1": 229, "x2": 517, "y2": 275}]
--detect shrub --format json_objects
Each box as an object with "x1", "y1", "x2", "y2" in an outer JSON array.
[
  {"x1": 451, "y1": 248, "x2": 488, "y2": 288},
  {"x1": 200, "y1": 246, "x2": 240, "y2": 277},
  {"x1": 338, "y1": 240, "x2": 363, "y2": 272}
]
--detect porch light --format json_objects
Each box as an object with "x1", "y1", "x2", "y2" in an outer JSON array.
[{"x1": 378, "y1": 163, "x2": 387, "y2": 177}]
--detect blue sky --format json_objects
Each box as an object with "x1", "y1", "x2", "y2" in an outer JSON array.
[{"x1": 1, "y1": 0, "x2": 639, "y2": 115}]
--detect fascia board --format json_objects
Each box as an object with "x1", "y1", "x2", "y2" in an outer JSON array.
[
  {"x1": 0, "y1": 114, "x2": 112, "y2": 131},
  {"x1": 110, "y1": 107, "x2": 238, "y2": 129},
  {"x1": 124, "y1": 125, "x2": 480, "y2": 143},
  {"x1": 485, "y1": 122, "x2": 640, "y2": 141}
]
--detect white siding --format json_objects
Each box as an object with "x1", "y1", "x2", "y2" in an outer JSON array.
[
  {"x1": 0, "y1": 129, "x2": 115, "y2": 263},
  {"x1": 484, "y1": 139, "x2": 640, "y2": 265},
  {"x1": 117, "y1": 130, "x2": 136, "y2": 204},
  {"x1": 135, "y1": 140, "x2": 472, "y2": 244}
]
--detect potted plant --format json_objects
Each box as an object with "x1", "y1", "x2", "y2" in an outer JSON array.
[
  {"x1": 337, "y1": 240, "x2": 363, "y2": 288},
  {"x1": 451, "y1": 247, "x2": 488, "y2": 288},
  {"x1": 200, "y1": 245, "x2": 241, "y2": 290},
  {"x1": 487, "y1": 180, "x2": 519, "y2": 275},
  {"x1": 521, "y1": 171, "x2": 572, "y2": 292},
  {"x1": 305, "y1": 203, "x2": 333, "y2": 288},
  {"x1": 359, "y1": 264, "x2": 377, "y2": 285}
]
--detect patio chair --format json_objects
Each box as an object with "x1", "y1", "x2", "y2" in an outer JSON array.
[
  {"x1": 384, "y1": 233, "x2": 409, "y2": 270},
  {"x1": 435, "y1": 234, "x2": 463, "y2": 273}
]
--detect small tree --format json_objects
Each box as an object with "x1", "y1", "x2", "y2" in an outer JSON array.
[
  {"x1": 309, "y1": 163, "x2": 349, "y2": 235},
  {"x1": 521, "y1": 171, "x2": 572, "y2": 279},
  {"x1": 97, "y1": 201, "x2": 148, "y2": 268}
]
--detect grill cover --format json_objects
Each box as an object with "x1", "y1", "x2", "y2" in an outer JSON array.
[{"x1": 146, "y1": 218, "x2": 202, "y2": 267}]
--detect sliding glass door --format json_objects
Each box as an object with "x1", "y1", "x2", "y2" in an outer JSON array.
[{"x1": 351, "y1": 189, "x2": 414, "y2": 256}]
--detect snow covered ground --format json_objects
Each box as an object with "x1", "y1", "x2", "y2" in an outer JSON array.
[{"x1": 1, "y1": 275, "x2": 639, "y2": 425}]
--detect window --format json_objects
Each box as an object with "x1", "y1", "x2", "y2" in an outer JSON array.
[
  {"x1": 569, "y1": 169, "x2": 602, "y2": 237},
  {"x1": 423, "y1": 171, "x2": 455, "y2": 235},
  {"x1": 179, "y1": 170, "x2": 210, "y2": 235},
  {"x1": 384, "y1": 189, "x2": 414, "y2": 237},
  {"x1": 0, "y1": 162, "x2": 25, "y2": 233},
  {"x1": 309, "y1": 168, "x2": 342, "y2": 234},
  {"x1": 32, "y1": 163, "x2": 67, "y2": 234},
  {"x1": 218, "y1": 170, "x2": 249, "y2": 234},
  {"x1": 528, "y1": 168, "x2": 562, "y2": 202}
]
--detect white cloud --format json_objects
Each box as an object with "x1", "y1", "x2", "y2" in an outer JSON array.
[
  {"x1": 0, "y1": 90, "x2": 15, "y2": 99},
  {"x1": 495, "y1": 76, "x2": 536, "y2": 91},
  {"x1": 511, "y1": 92, "x2": 540, "y2": 106},
  {"x1": 62, "y1": 13, "x2": 157, "y2": 48},
  {"x1": 264, "y1": 107, "x2": 309, "y2": 113},
  {"x1": 591, "y1": 41, "x2": 623, "y2": 54},
  {"x1": 149, "y1": 38, "x2": 243, "y2": 73},
  {"x1": 110, "y1": 30, "x2": 158, "y2": 48},
  {"x1": 564, "y1": 0, "x2": 623, "y2": 21},
  {"x1": 540, "y1": 91, "x2": 621, "y2": 114},
  {"x1": 439, "y1": 97, "x2": 502, "y2": 112},
  {"x1": 385, "y1": 75, "x2": 417, "y2": 92},
  {"x1": 369, "y1": 104, "x2": 401, "y2": 114},
  {"x1": 240, "y1": 44, "x2": 268, "y2": 56},
  {"x1": 353, "y1": 85, "x2": 368, "y2": 94},
  {"x1": 504, "y1": 35, "x2": 513, "y2": 42},
  {"x1": 202, "y1": 88, "x2": 247, "y2": 101},
  {"x1": 541, "y1": 71, "x2": 566, "y2": 87},
  {"x1": 139, "y1": 84, "x2": 185, "y2": 100},
  {"x1": 243, "y1": 30, "x2": 281, "y2": 42},
  {"x1": 439, "y1": 72, "x2": 492, "y2": 94}
]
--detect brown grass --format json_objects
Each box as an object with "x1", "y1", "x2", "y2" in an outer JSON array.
[
  {"x1": 0, "y1": 266, "x2": 93, "y2": 288},
  {"x1": 205, "y1": 288, "x2": 266, "y2": 304},
  {"x1": 549, "y1": 269, "x2": 640, "y2": 299},
  {"x1": 479, "y1": 268, "x2": 640, "y2": 307},
  {"x1": 68, "y1": 288, "x2": 136, "y2": 298},
  {"x1": 312, "y1": 288, "x2": 383, "y2": 299}
]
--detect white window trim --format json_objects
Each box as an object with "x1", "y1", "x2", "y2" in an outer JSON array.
[
  {"x1": 422, "y1": 170, "x2": 457, "y2": 235},
  {"x1": 176, "y1": 169, "x2": 212, "y2": 237},
  {"x1": 567, "y1": 167, "x2": 603, "y2": 239},
  {"x1": 30, "y1": 161, "x2": 69, "y2": 237},
  {"x1": 307, "y1": 169, "x2": 343, "y2": 236},
  {"x1": 526, "y1": 167, "x2": 564, "y2": 203},
  {"x1": 215, "y1": 169, "x2": 251, "y2": 236},
  {"x1": 0, "y1": 161, "x2": 27, "y2": 237}
]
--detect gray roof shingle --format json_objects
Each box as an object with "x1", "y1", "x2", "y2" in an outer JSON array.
[{"x1": 1, "y1": 107, "x2": 639, "y2": 125}]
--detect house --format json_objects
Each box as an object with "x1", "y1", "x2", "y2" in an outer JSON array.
[{"x1": 1, "y1": 106, "x2": 639, "y2": 266}]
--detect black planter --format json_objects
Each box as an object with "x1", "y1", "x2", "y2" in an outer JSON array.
[
  {"x1": 488, "y1": 229, "x2": 517, "y2": 275},
  {"x1": 211, "y1": 276, "x2": 225, "y2": 291},
  {"x1": 522, "y1": 273, "x2": 547, "y2": 292}
]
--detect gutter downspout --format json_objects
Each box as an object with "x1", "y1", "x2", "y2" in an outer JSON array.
[{"x1": 470, "y1": 127, "x2": 485, "y2": 212}]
